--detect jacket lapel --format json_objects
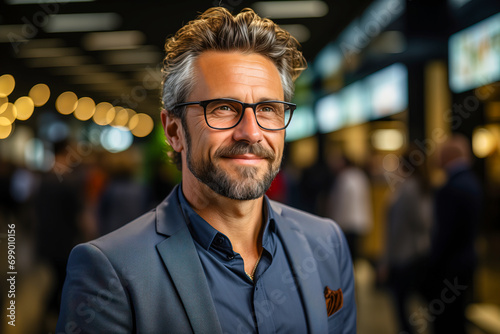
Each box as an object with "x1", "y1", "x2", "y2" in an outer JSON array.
[
  {"x1": 271, "y1": 202, "x2": 329, "y2": 334},
  {"x1": 155, "y1": 186, "x2": 222, "y2": 334}
]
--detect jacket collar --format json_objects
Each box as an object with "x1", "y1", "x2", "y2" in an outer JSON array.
[
  {"x1": 155, "y1": 185, "x2": 223, "y2": 334},
  {"x1": 155, "y1": 184, "x2": 186, "y2": 237}
]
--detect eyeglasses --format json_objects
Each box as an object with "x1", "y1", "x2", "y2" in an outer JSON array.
[{"x1": 173, "y1": 98, "x2": 296, "y2": 131}]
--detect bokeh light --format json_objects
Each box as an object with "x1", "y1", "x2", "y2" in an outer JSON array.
[
  {"x1": 0, "y1": 74, "x2": 15, "y2": 98},
  {"x1": 123, "y1": 108, "x2": 136, "y2": 128},
  {"x1": 372, "y1": 129, "x2": 404, "y2": 151},
  {"x1": 0, "y1": 96, "x2": 8, "y2": 108},
  {"x1": 129, "y1": 113, "x2": 154, "y2": 137},
  {"x1": 15, "y1": 96, "x2": 35, "y2": 121},
  {"x1": 29, "y1": 83, "x2": 51, "y2": 107},
  {"x1": 100, "y1": 126, "x2": 133, "y2": 153},
  {"x1": 111, "y1": 107, "x2": 134, "y2": 128},
  {"x1": 473, "y1": 127, "x2": 496, "y2": 158},
  {"x1": 56, "y1": 91, "x2": 78, "y2": 115},
  {"x1": 93, "y1": 102, "x2": 115, "y2": 125},
  {"x1": 109, "y1": 106, "x2": 125, "y2": 127},
  {"x1": 0, "y1": 102, "x2": 18, "y2": 124},
  {"x1": 47, "y1": 121, "x2": 69, "y2": 143},
  {"x1": 74, "y1": 97, "x2": 96, "y2": 121},
  {"x1": 0, "y1": 117, "x2": 13, "y2": 139}
]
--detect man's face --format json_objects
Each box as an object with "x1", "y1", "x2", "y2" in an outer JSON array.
[{"x1": 181, "y1": 51, "x2": 286, "y2": 200}]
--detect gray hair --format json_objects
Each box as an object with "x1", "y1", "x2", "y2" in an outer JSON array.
[{"x1": 161, "y1": 7, "x2": 307, "y2": 169}]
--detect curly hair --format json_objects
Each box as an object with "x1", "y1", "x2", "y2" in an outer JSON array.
[{"x1": 161, "y1": 7, "x2": 307, "y2": 169}]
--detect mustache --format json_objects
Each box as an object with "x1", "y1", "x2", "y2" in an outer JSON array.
[{"x1": 215, "y1": 142, "x2": 275, "y2": 160}]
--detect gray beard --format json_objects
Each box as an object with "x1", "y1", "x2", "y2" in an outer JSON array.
[{"x1": 184, "y1": 127, "x2": 280, "y2": 200}]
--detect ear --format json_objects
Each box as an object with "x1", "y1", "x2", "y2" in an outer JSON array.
[{"x1": 161, "y1": 109, "x2": 184, "y2": 153}]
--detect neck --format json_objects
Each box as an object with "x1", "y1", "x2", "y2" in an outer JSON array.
[{"x1": 182, "y1": 180, "x2": 265, "y2": 256}]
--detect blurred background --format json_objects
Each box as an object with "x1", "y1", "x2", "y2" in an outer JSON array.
[{"x1": 1, "y1": 0, "x2": 499, "y2": 333}]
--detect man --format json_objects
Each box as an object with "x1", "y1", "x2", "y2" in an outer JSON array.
[
  {"x1": 423, "y1": 133, "x2": 481, "y2": 334},
  {"x1": 56, "y1": 7, "x2": 356, "y2": 334},
  {"x1": 326, "y1": 151, "x2": 372, "y2": 260}
]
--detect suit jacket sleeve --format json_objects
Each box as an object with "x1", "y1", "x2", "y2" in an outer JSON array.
[{"x1": 56, "y1": 243, "x2": 133, "y2": 334}]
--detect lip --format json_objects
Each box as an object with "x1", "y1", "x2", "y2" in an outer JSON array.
[{"x1": 222, "y1": 154, "x2": 267, "y2": 164}]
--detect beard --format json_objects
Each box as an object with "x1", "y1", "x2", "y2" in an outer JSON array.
[{"x1": 184, "y1": 127, "x2": 281, "y2": 200}]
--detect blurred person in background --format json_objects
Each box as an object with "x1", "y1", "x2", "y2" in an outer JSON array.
[
  {"x1": 326, "y1": 150, "x2": 373, "y2": 260},
  {"x1": 97, "y1": 149, "x2": 150, "y2": 236},
  {"x1": 378, "y1": 146, "x2": 433, "y2": 334},
  {"x1": 298, "y1": 157, "x2": 333, "y2": 216},
  {"x1": 56, "y1": 7, "x2": 356, "y2": 333},
  {"x1": 423, "y1": 133, "x2": 482, "y2": 334},
  {"x1": 33, "y1": 139, "x2": 85, "y2": 330}
]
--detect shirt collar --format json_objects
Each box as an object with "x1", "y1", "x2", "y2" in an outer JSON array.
[{"x1": 177, "y1": 185, "x2": 276, "y2": 252}]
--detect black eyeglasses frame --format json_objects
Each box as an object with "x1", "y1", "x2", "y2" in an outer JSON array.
[{"x1": 172, "y1": 98, "x2": 296, "y2": 131}]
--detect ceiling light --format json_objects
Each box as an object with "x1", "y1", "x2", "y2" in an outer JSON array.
[
  {"x1": 19, "y1": 38, "x2": 64, "y2": 49},
  {"x1": 473, "y1": 127, "x2": 497, "y2": 158},
  {"x1": 50, "y1": 64, "x2": 108, "y2": 75},
  {"x1": 44, "y1": 13, "x2": 121, "y2": 33},
  {"x1": 252, "y1": 1, "x2": 328, "y2": 19},
  {"x1": 83, "y1": 30, "x2": 145, "y2": 50},
  {"x1": 370, "y1": 31, "x2": 406, "y2": 54},
  {"x1": 71, "y1": 72, "x2": 121, "y2": 85},
  {"x1": 86, "y1": 83, "x2": 129, "y2": 92},
  {"x1": 279, "y1": 24, "x2": 310, "y2": 43},
  {"x1": 6, "y1": 0, "x2": 94, "y2": 4},
  {"x1": 104, "y1": 48, "x2": 161, "y2": 65},
  {"x1": 0, "y1": 25, "x2": 27, "y2": 43},
  {"x1": 372, "y1": 129, "x2": 404, "y2": 151},
  {"x1": 26, "y1": 56, "x2": 90, "y2": 67},
  {"x1": 18, "y1": 47, "x2": 81, "y2": 58}
]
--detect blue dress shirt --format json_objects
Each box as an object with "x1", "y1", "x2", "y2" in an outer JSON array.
[{"x1": 178, "y1": 187, "x2": 308, "y2": 334}]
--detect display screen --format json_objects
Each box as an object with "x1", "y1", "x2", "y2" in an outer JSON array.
[
  {"x1": 449, "y1": 12, "x2": 500, "y2": 93},
  {"x1": 315, "y1": 63, "x2": 408, "y2": 134}
]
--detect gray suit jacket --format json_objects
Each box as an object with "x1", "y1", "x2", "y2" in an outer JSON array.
[{"x1": 56, "y1": 186, "x2": 356, "y2": 333}]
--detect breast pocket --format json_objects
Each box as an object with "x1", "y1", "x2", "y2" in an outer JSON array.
[{"x1": 327, "y1": 306, "x2": 345, "y2": 333}]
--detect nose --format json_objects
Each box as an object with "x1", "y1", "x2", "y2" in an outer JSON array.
[{"x1": 232, "y1": 107, "x2": 263, "y2": 144}]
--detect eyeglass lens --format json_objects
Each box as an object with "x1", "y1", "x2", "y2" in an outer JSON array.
[{"x1": 204, "y1": 100, "x2": 292, "y2": 130}]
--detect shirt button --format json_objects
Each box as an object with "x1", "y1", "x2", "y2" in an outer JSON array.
[
  {"x1": 227, "y1": 254, "x2": 234, "y2": 260},
  {"x1": 215, "y1": 237, "x2": 224, "y2": 245}
]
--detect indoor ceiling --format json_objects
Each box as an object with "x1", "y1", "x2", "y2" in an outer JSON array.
[{"x1": 0, "y1": 0, "x2": 374, "y2": 120}]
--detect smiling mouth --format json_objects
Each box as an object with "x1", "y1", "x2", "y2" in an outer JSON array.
[{"x1": 223, "y1": 154, "x2": 267, "y2": 164}]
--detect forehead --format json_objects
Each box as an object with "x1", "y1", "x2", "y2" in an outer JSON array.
[{"x1": 192, "y1": 51, "x2": 283, "y2": 100}]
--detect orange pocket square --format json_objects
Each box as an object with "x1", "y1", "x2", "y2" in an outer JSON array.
[{"x1": 324, "y1": 286, "x2": 343, "y2": 317}]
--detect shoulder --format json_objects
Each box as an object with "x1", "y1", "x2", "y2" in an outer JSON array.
[
  {"x1": 442, "y1": 169, "x2": 482, "y2": 197},
  {"x1": 69, "y1": 209, "x2": 164, "y2": 270},
  {"x1": 93, "y1": 209, "x2": 158, "y2": 249},
  {"x1": 87, "y1": 186, "x2": 183, "y2": 256}
]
